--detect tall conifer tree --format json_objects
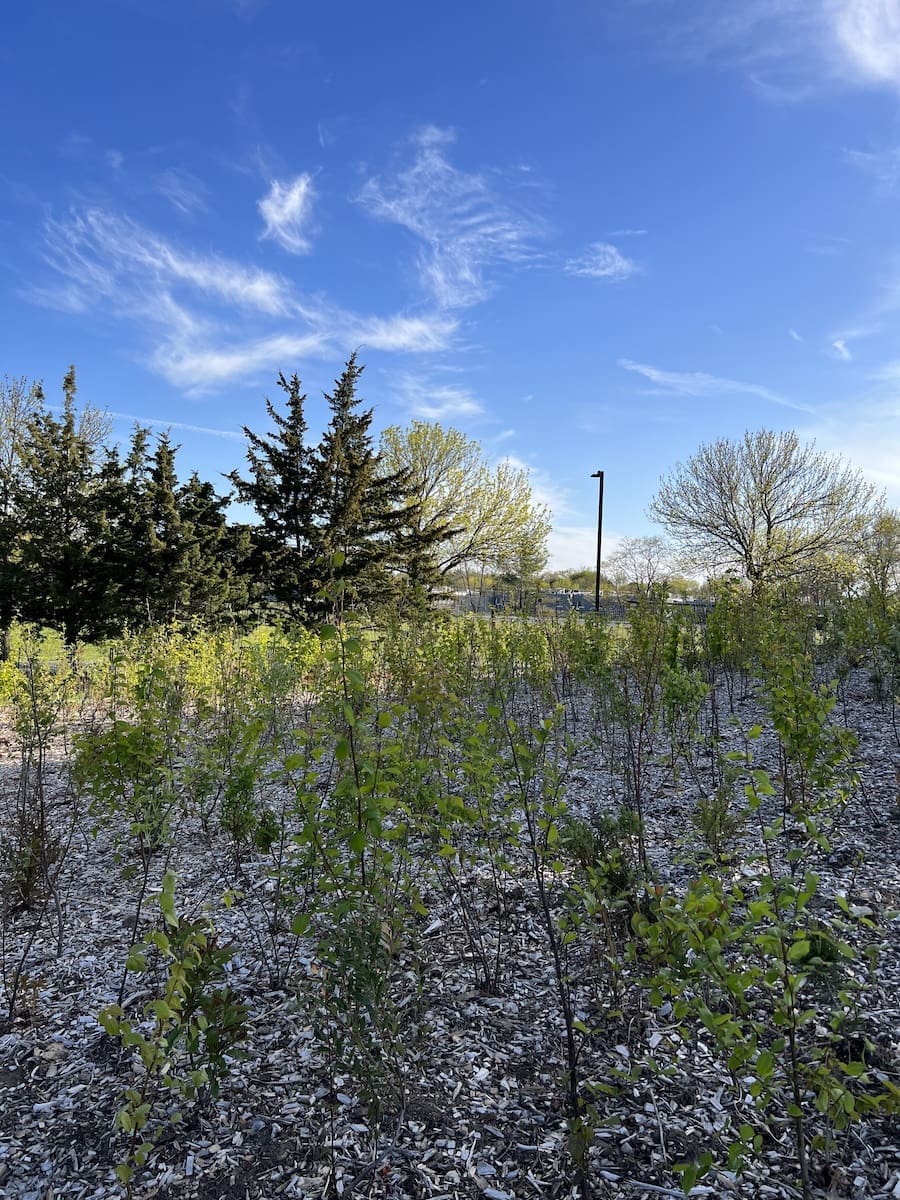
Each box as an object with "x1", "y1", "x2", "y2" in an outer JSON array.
[
  {"x1": 0, "y1": 376, "x2": 44, "y2": 658},
  {"x1": 178, "y1": 471, "x2": 247, "y2": 622},
  {"x1": 228, "y1": 372, "x2": 317, "y2": 618},
  {"x1": 18, "y1": 368, "x2": 114, "y2": 646},
  {"x1": 311, "y1": 353, "x2": 429, "y2": 613},
  {"x1": 95, "y1": 424, "x2": 153, "y2": 630}
]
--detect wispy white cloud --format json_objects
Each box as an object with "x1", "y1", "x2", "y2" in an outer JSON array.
[
  {"x1": 618, "y1": 358, "x2": 814, "y2": 413},
  {"x1": 258, "y1": 174, "x2": 316, "y2": 254},
  {"x1": 31, "y1": 205, "x2": 455, "y2": 392},
  {"x1": 806, "y1": 233, "x2": 849, "y2": 256},
  {"x1": 565, "y1": 241, "x2": 639, "y2": 281},
  {"x1": 502, "y1": 453, "x2": 571, "y2": 518},
  {"x1": 353, "y1": 313, "x2": 457, "y2": 353},
  {"x1": 156, "y1": 168, "x2": 208, "y2": 216},
  {"x1": 150, "y1": 313, "x2": 454, "y2": 393},
  {"x1": 152, "y1": 333, "x2": 331, "y2": 390},
  {"x1": 831, "y1": 0, "x2": 900, "y2": 88},
  {"x1": 545, "y1": 526, "x2": 626, "y2": 572},
  {"x1": 800, "y1": 392, "x2": 900, "y2": 496},
  {"x1": 828, "y1": 258, "x2": 900, "y2": 358},
  {"x1": 42, "y1": 208, "x2": 294, "y2": 315},
  {"x1": 106, "y1": 410, "x2": 244, "y2": 440},
  {"x1": 832, "y1": 337, "x2": 852, "y2": 360},
  {"x1": 746, "y1": 71, "x2": 814, "y2": 104},
  {"x1": 640, "y1": 1, "x2": 900, "y2": 95},
  {"x1": 844, "y1": 144, "x2": 900, "y2": 191},
  {"x1": 871, "y1": 359, "x2": 900, "y2": 382},
  {"x1": 392, "y1": 372, "x2": 485, "y2": 420},
  {"x1": 789, "y1": 327, "x2": 804, "y2": 342},
  {"x1": 357, "y1": 126, "x2": 546, "y2": 309}
]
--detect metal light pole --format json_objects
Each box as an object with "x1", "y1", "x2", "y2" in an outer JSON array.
[{"x1": 591, "y1": 470, "x2": 604, "y2": 612}]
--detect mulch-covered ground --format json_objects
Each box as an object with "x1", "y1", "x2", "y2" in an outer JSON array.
[{"x1": 1, "y1": 669, "x2": 898, "y2": 1200}]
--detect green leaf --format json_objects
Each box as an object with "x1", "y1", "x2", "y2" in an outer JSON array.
[
  {"x1": 675, "y1": 1162, "x2": 697, "y2": 1193},
  {"x1": 135, "y1": 1141, "x2": 154, "y2": 1166},
  {"x1": 751, "y1": 770, "x2": 775, "y2": 796},
  {"x1": 756, "y1": 1051, "x2": 775, "y2": 1078},
  {"x1": 788, "y1": 939, "x2": 811, "y2": 962},
  {"x1": 125, "y1": 949, "x2": 147, "y2": 972}
]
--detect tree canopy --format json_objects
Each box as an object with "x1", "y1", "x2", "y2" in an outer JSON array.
[
  {"x1": 228, "y1": 370, "x2": 319, "y2": 619},
  {"x1": 0, "y1": 375, "x2": 44, "y2": 658},
  {"x1": 649, "y1": 429, "x2": 880, "y2": 589},
  {"x1": 605, "y1": 535, "x2": 673, "y2": 596},
  {"x1": 3, "y1": 360, "x2": 554, "y2": 643},
  {"x1": 379, "y1": 420, "x2": 550, "y2": 586},
  {"x1": 230, "y1": 356, "x2": 435, "y2": 618}
]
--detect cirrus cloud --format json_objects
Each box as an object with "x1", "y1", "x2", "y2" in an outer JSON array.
[
  {"x1": 357, "y1": 126, "x2": 547, "y2": 309},
  {"x1": 618, "y1": 357, "x2": 814, "y2": 413},
  {"x1": 258, "y1": 173, "x2": 316, "y2": 254},
  {"x1": 565, "y1": 241, "x2": 639, "y2": 281},
  {"x1": 634, "y1": 0, "x2": 900, "y2": 96},
  {"x1": 31, "y1": 204, "x2": 456, "y2": 393}
]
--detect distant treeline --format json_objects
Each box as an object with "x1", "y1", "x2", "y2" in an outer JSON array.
[{"x1": 1, "y1": 355, "x2": 548, "y2": 655}]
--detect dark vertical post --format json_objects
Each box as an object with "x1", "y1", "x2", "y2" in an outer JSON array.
[{"x1": 591, "y1": 470, "x2": 604, "y2": 613}]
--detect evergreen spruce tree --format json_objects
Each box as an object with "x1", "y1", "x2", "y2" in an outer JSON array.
[
  {"x1": 231, "y1": 356, "x2": 441, "y2": 621},
  {"x1": 100, "y1": 427, "x2": 246, "y2": 631},
  {"x1": 219, "y1": 520, "x2": 257, "y2": 623},
  {"x1": 178, "y1": 471, "x2": 247, "y2": 623},
  {"x1": 142, "y1": 433, "x2": 194, "y2": 623},
  {"x1": 227, "y1": 372, "x2": 317, "y2": 619},
  {"x1": 0, "y1": 376, "x2": 44, "y2": 659},
  {"x1": 18, "y1": 368, "x2": 115, "y2": 647},
  {"x1": 100, "y1": 424, "x2": 155, "y2": 630},
  {"x1": 311, "y1": 353, "x2": 430, "y2": 614}
]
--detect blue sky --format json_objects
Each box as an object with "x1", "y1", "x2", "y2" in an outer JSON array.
[{"x1": 3, "y1": 0, "x2": 900, "y2": 568}]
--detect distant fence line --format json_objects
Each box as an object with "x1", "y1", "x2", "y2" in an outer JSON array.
[{"x1": 443, "y1": 590, "x2": 716, "y2": 622}]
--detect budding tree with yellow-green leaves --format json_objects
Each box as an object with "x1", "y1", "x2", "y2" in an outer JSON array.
[{"x1": 379, "y1": 420, "x2": 550, "y2": 589}]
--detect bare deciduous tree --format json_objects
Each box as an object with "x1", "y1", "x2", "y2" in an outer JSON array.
[
  {"x1": 649, "y1": 429, "x2": 879, "y2": 588},
  {"x1": 605, "y1": 535, "x2": 673, "y2": 595}
]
